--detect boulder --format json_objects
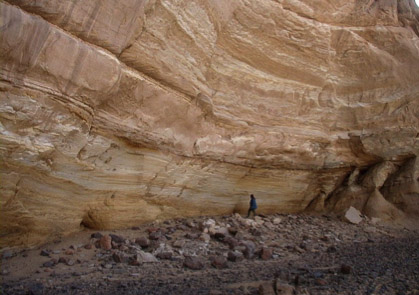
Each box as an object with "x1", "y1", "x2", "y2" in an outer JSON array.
[{"x1": 343, "y1": 207, "x2": 363, "y2": 224}]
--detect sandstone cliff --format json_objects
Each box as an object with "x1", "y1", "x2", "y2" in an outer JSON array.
[{"x1": 1, "y1": 0, "x2": 418, "y2": 248}]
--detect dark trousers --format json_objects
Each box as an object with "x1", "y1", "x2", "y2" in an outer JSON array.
[{"x1": 247, "y1": 208, "x2": 256, "y2": 218}]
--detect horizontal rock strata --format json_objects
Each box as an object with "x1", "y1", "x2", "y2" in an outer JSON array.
[{"x1": 1, "y1": 0, "x2": 418, "y2": 248}]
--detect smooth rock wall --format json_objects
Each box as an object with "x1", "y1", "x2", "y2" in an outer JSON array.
[{"x1": 1, "y1": 0, "x2": 418, "y2": 248}]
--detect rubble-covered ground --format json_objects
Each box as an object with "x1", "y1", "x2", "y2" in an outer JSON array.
[{"x1": 1, "y1": 213, "x2": 418, "y2": 295}]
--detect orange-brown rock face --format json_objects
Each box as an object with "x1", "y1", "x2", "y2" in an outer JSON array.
[{"x1": 1, "y1": 0, "x2": 418, "y2": 248}]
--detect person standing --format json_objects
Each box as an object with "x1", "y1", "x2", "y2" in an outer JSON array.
[{"x1": 247, "y1": 194, "x2": 257, "y2": 218}]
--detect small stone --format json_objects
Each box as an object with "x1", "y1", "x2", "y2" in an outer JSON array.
[
  {"x1": 185, "y1": 232, "x2": 199, "y2": 239},
  {"x1": 135, "y1": 251, "x2": 158, "y2": 263},
  {"x1": 299, "y1": 242, "x2": 308, "y2": 250},
  {"x1": 199, "y1": 233, "x2": 211, "y2": 243},
  {"x1": 156, "y1": 252, "x2": 173, "y2": 260},
  {"x1": 173, "y1": 239, "x2": 186, "y2": 248},
  {"x1": 210, "y1": 256, "x2": 228, "y2": 269},
  {"x1": 109, "y1": 234, "x2": 125, "y2": 244},
  {"x1": 129, "y1": 260, "x2": 140, "y2": 266},
  {"x1": 224, "y1": 236, "x2": 239, "y2": 249},
  {"x1": 208, "y1": 226, "x2": 217, "y2": 236},
  {"x1": 327, "y1": 245, "x2": 337, "y2": 253},
  {"x1": 135, "y1": 237, "x2": 150, "y2": 248},
  {"x1": 183, "y1": 256, "x2": 205, "y2": 270},
  {"x1": 112, "y1": 252, "x2": 125, "y2": 263},
  {"x1": 260, "y1": 247, "x2": 273, "y2": 260},
  {"x1": 147, "y1": 227, "x2": 159, "y2": 233},
  {"x1": 185, "y1": 220, "x2": 195, "y2": 228},
  {"x1": 251, "y1": 228, "x2": 262, "y2": 236},
  {"x1": 66, "y1": 259, "x2": 75, "y2": 266},
  {"x1": 240, "y1": 241, "x2": 256, "y2": 259},
  {"x1": 119, "y1": 245, "x2": 129, "y2": 251},
  {"x1": 91, "y1": 232, "x2": 103, "y2": 239},
  {"x1": 104, "y1": 264, "x2": 113, "y2": 269},
  {"x1": 149, "y1": 231, "x2": 162, "y2": 240},
  {"x1": 58, "y1": 257, "x2": 69, "y2": 264},
  {"x1": 315, "y1": 279, "x2": 327, "y2": 286},
  {"x1": 302, "y1": 235, "x2": 310, "y2": 240},
  {"x1": 177, "y1": 224, "x2": 189, "y2": 231},
  {"x1": 203, "y1": 219, "x2": 216, "y2": 228},
  {"x1": 213, "y1": 232, "x2": 226, "y2": 241},
  {"x1": 320, "y1": 236, "x2": 329, "y2": 242},
  {"x1": 227, "y1": 250, "x2": 244, "y2": 262},
  {"x1": 294, "y1": 246, "x2": 305, "y2": 253},
  {"x1": 40, "y1": 250, "x2": 50, "y2": 257},
  {"x1": 341, "y1": 264, "x2": 351, "y2": 274},
  {"x1": 273, "y1": 218, "x2": 282, "y2": 225},
  {"x1": 65, "y1": 249, "x2": 75, "y2": 255},
  {"x1": 228, "y1": 227, "x2": 238, "y2": 236},
  {"x1": 42, "y1": 260, "x2": 56, "y2": 268},
  {"x1": 99, "y1": 235, "x2": 112, "y2": 250},
  {"x1": 254, "y1": 216, "x2": 264, "y2": 225}
]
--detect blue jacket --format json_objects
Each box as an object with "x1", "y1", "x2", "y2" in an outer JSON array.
[{"x1": 250, "y1": 198, "x2": 257, "y2": 209}]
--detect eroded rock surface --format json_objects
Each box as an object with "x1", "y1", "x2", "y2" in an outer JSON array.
[{"x1": 1, "y1": 0, "x2": 418, "y2": 248}]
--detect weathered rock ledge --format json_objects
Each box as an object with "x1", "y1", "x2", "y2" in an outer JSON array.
[{"x1": 1, "y1": 0, "x2": 418, "y2": 248}]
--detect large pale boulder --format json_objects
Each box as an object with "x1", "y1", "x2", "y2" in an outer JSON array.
[{"x1": 0, "y1": 0, "x2": 418, "y2": 248}]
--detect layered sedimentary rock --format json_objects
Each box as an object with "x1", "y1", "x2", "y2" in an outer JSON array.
[{"x1": 1, "y1": 0, "x2": 418, "y2": 248}]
